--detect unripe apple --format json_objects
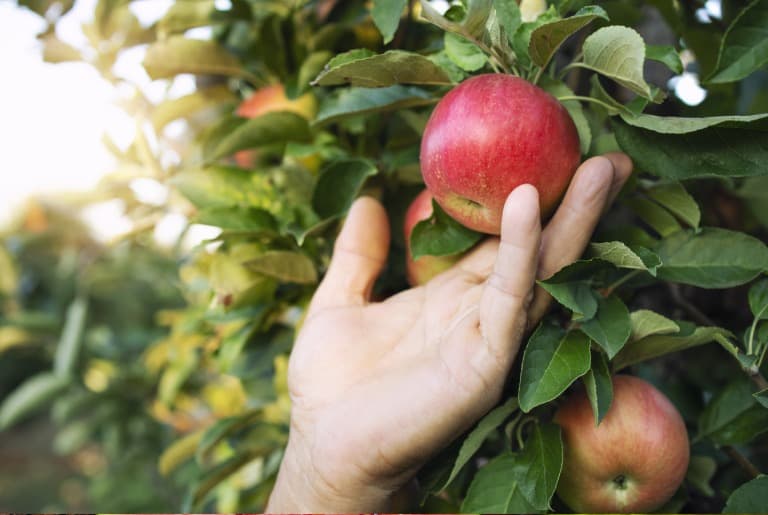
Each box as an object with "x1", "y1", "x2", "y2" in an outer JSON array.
[
  {"x1": 404, "y1": 190, "x2": 460, "y2": 286},
  {"x1": 420, "y1": 74, "x2": 580, "y2": 234},
  {"x1": 235, "y1": 84, "x2": 317, "y2": 168},
  {"x1": 554, "y1": 375, "x2": 690, "y2": 513}
]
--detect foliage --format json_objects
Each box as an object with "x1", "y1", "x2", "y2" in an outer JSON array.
[{"x1": 5, "y1": 0, "x2": 768, "y2": 512}]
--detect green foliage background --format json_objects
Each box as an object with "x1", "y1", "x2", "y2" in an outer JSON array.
[{"x1": 2, "y1": 0, "x2": 768, "y2": 512}]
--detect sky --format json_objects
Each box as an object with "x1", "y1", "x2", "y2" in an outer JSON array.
[{"x1": 0, "y1": 0, "x2": 715, "y2": 237}]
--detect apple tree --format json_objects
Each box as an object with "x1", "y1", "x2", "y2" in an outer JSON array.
[{"x1": 4, "y1": 0, "x2": 768, "y2": 512}]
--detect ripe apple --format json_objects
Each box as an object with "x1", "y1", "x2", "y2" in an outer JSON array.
[
  {"x1": 554, "y1": 375, "x2": 690, "y2": 513},
  {"x1": 404, "y1": 190, "x2": 460, "y2": 286},
  {"x1": 234, "y1": 84, "x2": 317, "y2": 168},
  {"x1": 420, "y1": 74, "x2": 580, "y2": 234}
]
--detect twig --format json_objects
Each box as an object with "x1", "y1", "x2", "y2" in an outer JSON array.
[{"x1": 723, "y1": 445, "x2": 761, "y2": 479}]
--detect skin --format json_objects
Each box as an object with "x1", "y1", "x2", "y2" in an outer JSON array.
[
  {"x1": 404, "y1": 189, "x2": 460, "y2": 286},
  {"x1": 555, "y1": 375, "x2": 690, "y2": 513},
  {"x1": 421, "y1": 74, "x2": 581, "y2": 234},
  {"x1": 267, "y1": 153, "x2": 633, "y2": 513}
]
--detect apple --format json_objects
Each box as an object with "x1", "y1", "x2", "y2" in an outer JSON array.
[
  {"x1": 235, "y1": 84, "x2": 317, "y2": 168},
  {"x1": 554, "y1": 375, "x2": 690, "y2": 513},
  {"x1": 404, "y1": 190, "x2": 460, "y2": 286},
  {"x1": 420, "y1": 74, "x2": 580, "y2": 234}
]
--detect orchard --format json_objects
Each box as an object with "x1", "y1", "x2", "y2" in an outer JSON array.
[{"x1": 2, "y1": 0, "x2": 768, "y2": 512}]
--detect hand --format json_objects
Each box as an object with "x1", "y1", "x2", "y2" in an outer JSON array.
[{"x1": 266, "y1": 153, "x2": 633, "y2": 513}]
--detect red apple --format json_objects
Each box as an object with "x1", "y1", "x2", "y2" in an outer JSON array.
[
  {"x1": 235, "y1": 84, "x2": 317, "y2": 168},
  {"x1": 420, "y1": 74, "x2": 581, "y2": 234},
  {"x1": 554, "y1": 375, "x2": 690, "y2": 513},
  {"x1": 404, "y1": 190, "x2": 460, "y2": 286}
]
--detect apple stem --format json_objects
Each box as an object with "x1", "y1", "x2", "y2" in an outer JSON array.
[{"x1": 556, "y1": 95, "x2": 621, "y2": 113}]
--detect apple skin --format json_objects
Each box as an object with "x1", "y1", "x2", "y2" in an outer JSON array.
[
  {"x1": 234, "y1": 84, "x2": 317, "y2": 168},
  {"x1": 420, "y1": 74, "x2": 581, "y2": 234},
  {"x1": 404, "y1": 190, "x2": 460, "y2": 286},
  {"x1": 554, "y1": 375, "x2": 690, "y2": 513}
]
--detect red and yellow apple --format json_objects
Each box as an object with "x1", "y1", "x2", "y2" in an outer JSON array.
[
  {"x1": 234, "y1": 84, "x2": 317, "y2": 168},
  {"x1": 420, "y1": 74, "x2": 580, "y2": 234},
  {"x1": 554, "y1": 374, "x2": 690, "y2": 513},
  {"x1": 404, "y1": 190, "x2": 460, "y2": 286}
]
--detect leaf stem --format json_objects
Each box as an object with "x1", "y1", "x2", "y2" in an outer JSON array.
[
  {"x1": 555, "y1": 95, "x2": 619, "y2": 112},
  {"x1": 747, "y1": 305, "x2": 767, "y2": 355},
  {"x1": 602, "y1": 270, "x2": 642, "y2": 297}
]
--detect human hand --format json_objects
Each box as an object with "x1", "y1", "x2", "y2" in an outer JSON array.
[{"x1": 266, "y1": 153, "x2": 633, "y2": 513}]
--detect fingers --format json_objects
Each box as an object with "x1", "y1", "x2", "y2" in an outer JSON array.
[
  {"x1": 478, "y1": 184, "x2": 541, "y2": 360},
  {"x1": 528, "y1": 154, "x2": 633, "y2": 325},
  {"x1": 309, "y1": 197, "x2": 390, "y2": 313}
]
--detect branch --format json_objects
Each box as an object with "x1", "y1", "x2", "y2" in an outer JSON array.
[{"x1": 723, "y1": 445, "x2": 761, "y2": 479}]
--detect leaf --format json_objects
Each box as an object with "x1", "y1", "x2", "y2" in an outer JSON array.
[
  {"x1": 624, "y1": 197, "x2": 681, "y2": 237},
  {"x1": 699, "y1": 377, "x2": 768, "y2": 445},
  {"x1": 209, "y1": 112, "x2": 311, "y2": 160},
  {"x1": 436, "y1": 397, "x2": 519, "y2": 492},
  {"x1": 647, "y1": 182, "x2": 701, "y2": 229},
  {"x1": 143, "y1": 36, "x2": 244, "y2": 80},
  {"x1": 410, "y1": 201, "x2": 483, "y2": 259},
  {"x1": 755, "y1": 388, "x2": 768, "y2": 408},
  {"x1": 494, "y1": 0, "x2": 522, "y2": 42},
  {"x1": 628, "y1": 309, "x2": 680, "y2": 342},
  {"x1": 619, "y1": 112, "x2": 768, "y2": 134},
  {"x1": 196, "y1": 411, "x2": 263, "y2": 464},
  {"x1": 519, "y1": 326, "x2": 591, "y2": 412},
  {"x1": 529, "y1": 6, "x2": 608, "y2": 69},
  {"x1": 159, "y1": 430, "x2": 204, "y2": 476},
  {"x1": 0, "y1": 373, "x2": 70, "y2": 429},
  {"x1": 444, "y1": 33, "x2": 488, "y2": 71},
  {"x1": 749, "y1": 279, "x2": 768, "y2": 320},
  {"x1": 583, "y1": 351, "x2": 613, "y2": 425},
  {"x1": 589, "y1": 241, "x2": 660, "y2": 275},
  {"x1": 708, "y1": 0, "x2": 768, "y2": 83},
  {"x1": 315, "y1": 85, "x2": 435, "y2": 125},
  {"x1": 580, "y1": 294, "x2": 631, "y2": 358},
  {"x1": 371, "y1": 0, "x2": 408, "y2": 44},
  {"x1": 581, "y1": 26, "x2": 653, "y2": 99},
  {"x1": 40, "y1": 34, "x2": 82, "y2": 63},
  {"x1": 656, "y1": 228, "x2": 768, "y2": 289},
  {"x1": 537, "y1": 281, "x2": 598, "y2": 318},
  {"x1": 686, "y1": 455, "x2": 717, "y2": 497},
  {"x1": 53, "y1": 296, "x2": 88, "y2": 376},
  {"x1": 461, "y1": 423, "x2": 562, "y2": 513},
  {"x1": 539, "y1": 76, "x2": 591, "y2": 154},
  {"x1": 614, "y1": 325, "x2": 730, "y2": 370},
  {"x1": 313, "y1": 50, "x2": 452, "y2": 87},
  {"x1": 195, "y1": 207, "x2": 278, "y2": 234},
  {"x1": 312, "y1": 159, "x2": 379, "y2": 219},
  {"x1": 157, "y1": 0, "x2": 215, "y2": 35},
  {"x1": 646, "y1": 44, "x2": 683, "y2": 74},
  {"x1": 173, "y1": 166, "x2": 275, "y2": 210},
  {"x1": 613, "y1": 117, "x2": 768, "y2": 180},
  {"x1": 723, "y1": 475, "x2": 768, "y2": 513},
  {"x1": 152, "y1": 85, "x2": 235, "y2": 132},
  {"x1": 245, "y1": 251, "x2": 317, "y2": 284}
]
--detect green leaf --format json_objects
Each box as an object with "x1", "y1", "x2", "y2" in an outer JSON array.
[
  {"x1": 173, "y1": 166, "x2": 275, "y2": 210},
  {"x1": 512, "y1": 7, "x2": 560, "y2": 68},
  {"x1": 539, "y1": 76, "x2": 591, "y2": 154},
  {"x1": 40, "y1": 34, "x2": 82, "y2": 63},
  {"x1": 0, "y1": 372, "x2": 70, "y2": 429},
  {"x1": 152, "y1": 85, "x2": 236, "y2": 132},
  {"x1": 529, "y1": 6, "x2": 608, "y2": 69},
  {"x1": 312, "y1": 159, "x2": 378, "y2": 219},
  {"x1": 315, "y1": 85, "x2": 435, "y2": 125},
  {"x1": 371, "y1": 0, "x2": 408, "y2": 44},
  {"x1": 628, "y1": 309, "x2": 680, "y2": 342},
  {"x1": 647, "y1": 182, "x2": 701, "y2": 229},
  {"x1": 519, "y1": 326, "x2": 591, "y2": 412},
  {"x1": 614, "y1": 325, "x2": 730, "y2": 370},
  {"x1": 580, "y1": 294, "x2": 631, "y2": 358},
  {"x1": 619, "y1": 112, "x2": 768, "y2": 134},
  {"x1": 583, "y1": 351, "x2": 613, "y2": 425},
  {"x1": 656, "y1": 228, "x2": 768, "y2": 289},
  {"x1": 195, "y1": 207, "x2": 278, "y2": 234},
  {"x1": 157, "y1": 0, "x2": 215, "y2": 35},
  {"x1": 755, "y1": 388, "x2": 768, "y2": 408},
  {"x1": 143, "y1": 36, "x2": 244, "y2": 80},
  {"x1": 613, "y1": 117, "x2": 768, "y2": 180},
  {"x1": 53, "y1": 296, "x2": 88, "y2": 376},
  {"x1": 444, "y1": 33, "x2": 488, "y2": 71},
  {"x1": 686, "y1": 455, "x2": 717, "y2": 497},
  {"x1": 494, "y1": 0, "x2": 522, "y2": 42},
  {"x1": 196, "y1": 411, "x2": 264, "y2": 463},
  {"x1": 589, "y1": 241, "x2": 660, "y2": 275},
  {"x1": 245, "y1": 251, "x2": 317, "y2": 284},
  {"x1": 410, "y1": 201, "x2": 483, "y2": 259},
  {"x1": 461, "y1": 423, "x2": 563, "y2": 513},
  {"x1": 708, "y1": 0, "x2": 768, "y2": 83},
  {"x1": 625, "y1": 197, "x2": 681, "y2": 237},
  {"x1": 209, "y1": 112, "x2": 312, "y2": 160},
  {"x1": 436, "y1": 397, "x2": 519, "y2": 492},
  {"x1": 723, "y1": 475, "x2": 768, "y2": 513},
  {"x1": 699, "y1": 377, "x2": 768, "y2": 445},
  {"x1": 646, "y1": 44, "x2": 683, "y2": 74},
  {"x1": 537, "y1": 281, "x2": 597, "y2": 318},
  {"x1": 581, "y1": 26, "x2": 653, "y2": 99},
  {"x1": 749, "y1": 279, "x2": 768, "y2": 320},
  {"x1": 313, "y1": 50, "x2": 452, "y2": 87}
]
